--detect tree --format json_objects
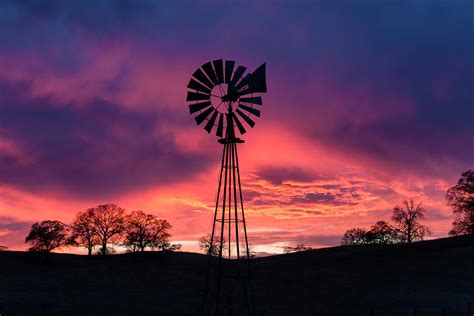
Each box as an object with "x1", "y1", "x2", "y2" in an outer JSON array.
[
  {"x1": 69, "y1": 208, "x2": 99, "y2": 256},
  {"x1": 447, "y1": 169, "x2": 474, "y2": 236},
  {"x1": 160, "y1": 242, "x2": 182, "y2": 252},
  {"x1": 341, "y1": 228, "x2": 368, "y2": 245},
  {"x1": 124, "y1": 210, "x2": 172, "y2": 252},
  {"x1": 0, "y1": 245, "x2": 7, "y2": 251},
  {"x1": 25, "y1": 220, "x2": 68, "y2": 252},
  {"x1": 365, "y1": 221, "x2": 402, "y2": 244},
  {"x1": 240, "y1": 243, "x2": 256, "y2": 258},
  {"x1": 283, "y1": 244, "x2": 313, "y2": 253},
  {"x1": 392, "y1": 200, "x2": 430, "y2": 243},
  {"x1": 199, "y1": 233, "x2": 226, "y2": 256},
  {"x1": 91, "y1": 204, "x2": 126, "y2": 255}
]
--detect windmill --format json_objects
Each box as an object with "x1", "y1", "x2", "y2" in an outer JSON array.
[{"x1": 186, "y1": 59, "x2": 267, "y2": 315}]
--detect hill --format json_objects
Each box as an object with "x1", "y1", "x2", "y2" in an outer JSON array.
[{"x1": 1, "y1": 235, "x2": 473, "y2": 315}]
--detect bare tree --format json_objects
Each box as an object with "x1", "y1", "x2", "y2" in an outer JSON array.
[
  {"x1": 124, "y1": 210, "x2": 172, "y2": 252},
  {"x1": 341, "y1": 228, "x2": 368, "y2": 245},
  {"x1": 392, "y1": 200, "x2": 430, "y2": 243},
  {"x1": 69, "y1": 208, "x2": 99, "y2": 256},
  {"x1": 447, "y1": 169, "x2": 474, "y2": 236},
  {"x1": 25, "y1": 220, "x2": 68, "y2": 252},
  {"x1": 283, "y1": 244, "x2": 313, "y2": 254},
  {"x1": 91, "y1": 204, "x2": 126, "y2": 255},
  {"x1": 239, "y1": 243, "x2": 256, "y2": 258},
  {"x1": 199, "y1": 233, "x2": 226, "y2": 256}
]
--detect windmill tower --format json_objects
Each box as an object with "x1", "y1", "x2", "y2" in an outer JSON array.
[{"x1": 186, "y1": 59, "x2": 267, "y2": 315}]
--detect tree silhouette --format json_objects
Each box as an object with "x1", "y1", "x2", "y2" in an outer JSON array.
[
  {"x1": 365, "y1": 221, "x2": 403, "y2": 244},
  {"x1": 447, "y1": 169, "x2": 474, "y2": 236},
  {"x1": 283, "y1": 244, "x2": 313, "y2": 253},
  {"x1": 69, "y1": 208, "x2": 99, "y2": 256},
  {"x1": 199, "y1": 233, "x2": 226, "y2": 256},
  {"x1": 0, "y1": 245, "x2": 7, "y2": 251},
  {"x1": 159, "y1": 242, "x2": 182, "y2": 252},
  {"x1": 392, "y1": 200, "x2": 430, "y2": 243},
  {"x1": 91, "y1": 204, "x2": 126, "y2": 255},
  {"x1": 341, "y1": 228, "x2": 368, "y2": 245},
  {"x1": 239, "y1": 243, "x2": 256, "y2": 258},
  {"x1": 124, "y1": 210, "x2": 172, "y2": 252},
  {"x1": 25, "y1": 220, "x2": 68, "y2": 252}
]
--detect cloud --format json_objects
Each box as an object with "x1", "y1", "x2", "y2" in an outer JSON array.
[
  {"x1": 291, "y1": 192, "x2": 357, "y2": 206},
  {"x1": 0, "y1": 86, "x2": 214, "y2": 198},
  {"x1": 0, "y1": 216, "x2": 31, "y2": 248},
  {"x1": 255, "y1": 166, "x2": 325, "y2": 185}
]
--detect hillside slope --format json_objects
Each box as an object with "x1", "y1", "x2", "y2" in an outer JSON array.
[{"x1": 1, "y1": 235, "x2": 473, "y2": 315}]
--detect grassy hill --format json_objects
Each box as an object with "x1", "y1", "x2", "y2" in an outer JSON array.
[{"x1": 1, "y1": 235, "x2": 473, "y2": 315}]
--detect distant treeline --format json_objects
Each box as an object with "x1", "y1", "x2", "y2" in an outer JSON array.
[
  {"x1": 23, "y1": 204, "x2": 182, "y2": 255},
  {"x1": 341, "y1": 169, "x2": 474, "y2": 246}
]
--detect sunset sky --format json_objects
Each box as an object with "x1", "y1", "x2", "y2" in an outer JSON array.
[{"x1": 0, "y1": 1, "x2": 472, "y2": 254}]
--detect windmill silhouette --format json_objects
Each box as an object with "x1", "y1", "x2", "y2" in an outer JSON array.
[{"x1": 186, "y1": 59, "x2": 267, "y2": 315}]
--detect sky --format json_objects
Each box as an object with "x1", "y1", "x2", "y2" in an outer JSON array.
[{"x1": 0, "y1": 0, "x2": 472, "y2": 254}]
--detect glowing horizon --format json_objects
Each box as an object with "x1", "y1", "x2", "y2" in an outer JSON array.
[{"x1": 0, "y1": 1, "x2": 472, "y2": 254}]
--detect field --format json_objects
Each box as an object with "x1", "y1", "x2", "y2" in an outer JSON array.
[{"x1": 1, "y1": 235, "x2": 473, "y2": 315}]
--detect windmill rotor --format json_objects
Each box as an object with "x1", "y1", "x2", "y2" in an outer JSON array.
[{"x1": 186, "y1": 59, "x2": 266, "y2": 139}]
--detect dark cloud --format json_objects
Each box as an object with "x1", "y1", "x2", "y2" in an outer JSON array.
[
  {"x1": 256, "y1": 167, "x2": 325, "y2": 186},
  {"x1": 249, "y1": 229, "x2": 342, "y2": 247},
  {"x1": 291, "y1": 192, "x2": 358, "y2": 206},
  {"x1": 0, "y1": 82, "x2": 213, "y2": 198},
  {"x1": 0, "y1": 216, "x2": 31, "y2": 232},
  {"x1": 0, "y1": 216, "x2": 32, "y2": 248},
  {"x1": 291, "y1": 234, "x2": 343, "y2": 247},
  {"x1": 427, "y1": 208, "x2": 452, "y2": 222},
  {"x1": 242, "y1": 190, "x2": 263, "y2": 202}
]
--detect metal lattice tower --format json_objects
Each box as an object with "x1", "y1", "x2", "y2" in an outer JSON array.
[{"x1": 185, "y1": 59, "x2": 267, "y2": 315}]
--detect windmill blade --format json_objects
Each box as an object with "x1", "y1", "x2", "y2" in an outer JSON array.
[
  {"x1": 189, "y1": 101, "x2": 212, "y2": 114},
  {"x1": 216, "y1": 113, "x2": 224, "y2": 137},
  {"x1": 187, "y1": 91, "x2": 210, "y2": 102},
  {"x1": 187, "y1": 78, "x2": 211, "y2": 94},
  {"x1": 192, "y1": 68, "x2": 214, "y2": 89},
  {"x1": 230, "y1": 65, "x2": 246, "y2": 86},
  {"x1": 236, "y1": 108, "x2": 255, "y2": 128},
  {"x1": 238, "y1": 103, "x2": 261, "y2": 117},
  {"x1": 202, "y1": 62, "x2": 219, "y2": 86},
  {"x1": 204, "y1": 109, "x2": 218, "y2": 133},
  {"x1": 239, "y1": 96, "x2": 262, "y2": 105},
  {"x1": 212, "y1": 59, "x2": 224, "y2": 84},
  {"x1": 231, "y1": 112, "x2": 247, "y2": 135},
  {"x1": 194, "y1": 106, "x2": 214, "y2": 125},
  {"x1": 224, "y1": 60, "x2": 235, "y2": 83}
]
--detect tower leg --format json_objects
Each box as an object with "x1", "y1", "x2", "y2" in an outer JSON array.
[{"x1": 201, "y1": 140, "x2": 255, "y2": 316}]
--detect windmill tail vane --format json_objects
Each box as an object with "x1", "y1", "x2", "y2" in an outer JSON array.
[{"x1": 186, "y1": 59, "x2": 267, "y2": 315}]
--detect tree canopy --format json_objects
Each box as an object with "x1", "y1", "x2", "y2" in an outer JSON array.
[
  {"x1": 124, "y1": 210, "x2": 173, "y2": 252},
  {"x1": 25, "y1": 220, "x2": 68, "y2": 252},
  {"x1": 447, "y1": 169, "x2": 474, "y2": 236}
]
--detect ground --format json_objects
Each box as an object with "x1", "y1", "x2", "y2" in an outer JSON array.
[{"x1": 1, "y1": 235, "x2": 473, "y2": 315}]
